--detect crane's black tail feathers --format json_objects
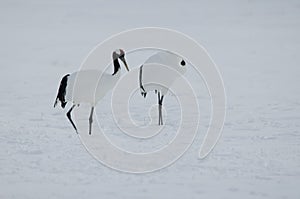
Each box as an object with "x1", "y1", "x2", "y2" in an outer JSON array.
[{"x1": 54, "y1": 74, "x2": 70, "y2": 108}]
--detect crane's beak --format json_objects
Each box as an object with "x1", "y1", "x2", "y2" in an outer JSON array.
[{"x1": 120, "y1": 56, "x2": 129, "y2": 71}]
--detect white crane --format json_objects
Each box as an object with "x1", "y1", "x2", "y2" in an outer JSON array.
[
  {"x1": 139, "y1": 51, "x2": 187, "y2": 125},
  {"x1": 54, "y1": 49, "x2": 129, "y2": 134}
]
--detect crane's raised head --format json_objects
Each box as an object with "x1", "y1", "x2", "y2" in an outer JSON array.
[{"x1": 113, "y1": 49, "x2": 129, "y2": 72}]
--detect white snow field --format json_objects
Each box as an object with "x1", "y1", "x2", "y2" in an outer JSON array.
[{"x1": 0, "y1": 0, "x2": 299, "y2": 198}]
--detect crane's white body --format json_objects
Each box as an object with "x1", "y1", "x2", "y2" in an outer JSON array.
[
  {"x1": 141, "y1": 51, "x2": 187, "y2": 95},
  {"x1": 66, "y1": 69, "x2": 120, "y2": 106}
]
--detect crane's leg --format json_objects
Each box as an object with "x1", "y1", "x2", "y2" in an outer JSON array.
[
  {"x1": 157, "y1": 92, "x2": 164, "y2": 125},
  {"x1": 66, "y1": 104, "x2": 77, "y2": 133},
  {"x1": 159, "y1": 95, "x2": 164, "y2": 125},
  {"x1": 89, "y1": 106, "x2": 94, "y2": 135},
  {"x1": 158, "y1": 92, "x2": 161, "y2": 125}
]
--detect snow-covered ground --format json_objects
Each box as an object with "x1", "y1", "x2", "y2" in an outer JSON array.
[{"x1": 0, "y1": 0, "x2": 299, "y2": 198}]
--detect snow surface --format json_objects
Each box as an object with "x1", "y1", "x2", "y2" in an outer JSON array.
[{"x1": 0, "y1": 0, "x2": 299, "y2": 198}]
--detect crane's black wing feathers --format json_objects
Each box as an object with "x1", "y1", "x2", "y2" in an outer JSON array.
[{"x1": 54, "y1": 74, "x2": 70, "y2": 108}]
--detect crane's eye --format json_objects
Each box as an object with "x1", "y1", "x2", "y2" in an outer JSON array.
[{"x1": 180, "y1": 60, "x2": 186, "y2": 66}]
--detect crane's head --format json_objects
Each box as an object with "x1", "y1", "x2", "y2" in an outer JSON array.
[
  {"x1": 180, "y1": 59, "x2": 186, "y2": 67},
  {"x1": 113, "y1": 49, "x2": 129, "y2": 72}
]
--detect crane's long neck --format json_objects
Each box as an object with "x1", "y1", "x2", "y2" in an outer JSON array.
[{"x1": 112, "y1": 58, "x2": 121, "y2": 76}]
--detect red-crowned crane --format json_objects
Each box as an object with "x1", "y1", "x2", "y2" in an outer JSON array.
[
  {"x1": 54, "y1": 49, "x2": 129, "y2": 134},
  {"x1": 139, "y1": 51, "x2": 187, "y2": 125}
]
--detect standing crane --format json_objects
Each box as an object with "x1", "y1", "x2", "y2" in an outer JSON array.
[
  {"x1": 139, "y1": 51, "x2": 186, "y2": 125},
  {"x1": 54, "y1": 49, "x2": 129, "y2": 134}
]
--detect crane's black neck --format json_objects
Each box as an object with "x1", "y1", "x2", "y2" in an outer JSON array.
[{"x1": 112, "y1": 58, "x2": 120, "y2": 76}]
